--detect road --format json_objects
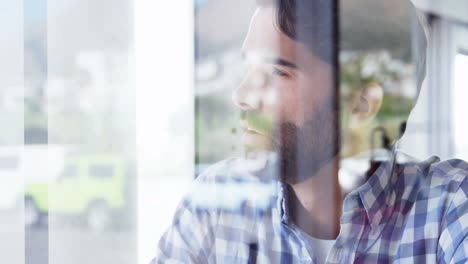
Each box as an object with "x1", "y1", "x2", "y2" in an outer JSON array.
[
  {"x1": 0, "y1": 177, "x2": 190, "y2": 264},
  {"x1": 0, "y1": 210, "x2": 136, "y2": 264}
]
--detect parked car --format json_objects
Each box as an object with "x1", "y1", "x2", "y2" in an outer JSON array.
[
  {"x1": 0, "y1": 145, "x2": 66, "y2": 211},
  {"x1": 24, "y1": 154, "x2": 135, "y2": 230}
]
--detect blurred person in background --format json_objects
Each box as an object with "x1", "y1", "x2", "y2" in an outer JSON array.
[{"x1": 153, "y1": 0, "x2": 468, "y2": 263}]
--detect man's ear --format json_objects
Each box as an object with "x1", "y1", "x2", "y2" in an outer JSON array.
[{"x1": 349, "y1": 83, "x2": 384, "y2": 129}]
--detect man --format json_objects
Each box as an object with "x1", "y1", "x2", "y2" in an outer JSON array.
[{"x1": 153, "y1": 0, "x2": 468, "y2": 263}]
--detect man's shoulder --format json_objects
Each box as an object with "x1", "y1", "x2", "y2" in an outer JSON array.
[
  {"x1": 418, "y1": 158, "x2": 468, "y2": 257},
  {"x1": 400, "y1": 157, "x2": 468, "y2": 209},
  {"x1": 419, "y1": 157, "x2": 468, "y2": 191}
]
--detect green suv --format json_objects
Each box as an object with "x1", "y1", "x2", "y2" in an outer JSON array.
[{"x1": 25, "y1": 154, "x2": 134, "y2": 230}]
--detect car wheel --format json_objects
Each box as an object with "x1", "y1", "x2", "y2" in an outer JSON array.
[
  {"x1": 87, "y1": 202, "x2": 111, "y2": 231},
  {"x1": 24, "y1": 197, "x2": 40, "y2": 228}
]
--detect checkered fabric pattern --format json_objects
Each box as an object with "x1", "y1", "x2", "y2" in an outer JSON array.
[{"x1": 152, "y1": 156, "x2": 468, "y2": 263}]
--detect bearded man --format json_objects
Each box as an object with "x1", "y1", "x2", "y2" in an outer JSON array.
[{"x1": 153, "y1": 0, "x2": 468, "y2": 263}]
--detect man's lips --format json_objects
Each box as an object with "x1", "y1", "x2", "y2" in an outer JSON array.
[
  {"x1": 240, "y1": 121, "x2": 262, "y2": 135},
  {"x1": 240, "y1": 121, "x2": 273, "y2": 150},
  {"x1": 244, "y1": 127, "x2": 259, "y2": 134}
]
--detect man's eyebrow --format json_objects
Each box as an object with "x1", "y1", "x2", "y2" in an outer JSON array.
[
  {"x1": 242, "y1": 53, "x2": 298, "y2": 69},
  {"x1": 265, "y1": 57, "x2": 298, "y2": 69}
]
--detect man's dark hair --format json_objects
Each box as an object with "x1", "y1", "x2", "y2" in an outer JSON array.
[
  {"x1": 256, "y1": 0, "x2": 337, "y2": 64},
  {"x1": 256, "y1": 0, "x2": 427, "y2": 98}
]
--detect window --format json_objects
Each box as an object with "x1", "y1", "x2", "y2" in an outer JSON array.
[
  {"x1": 453, "y1": 52, "x2": 468, "y2": 159},
  {"x1": 2, "y1": 0, "x2": 468, "y2": 263}
]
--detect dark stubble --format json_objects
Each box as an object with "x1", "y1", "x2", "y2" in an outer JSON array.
[{"x1": 243, "y1": 103, "x2": 339, "y2": 184}]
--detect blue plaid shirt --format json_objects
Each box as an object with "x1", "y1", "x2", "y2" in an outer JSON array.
[{"x1": 153, "y1": 155, "x2": 468, "y2": 263}]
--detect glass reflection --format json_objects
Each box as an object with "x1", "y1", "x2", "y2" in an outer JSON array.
[{"x1": 155, "y1": 0, "x2": 468, "y2": 263}]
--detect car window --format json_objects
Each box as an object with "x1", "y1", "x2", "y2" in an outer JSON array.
[
  {"x1": 0, "y1": 156, "x2": 18, "y2": 170},
  {"x1": 89, "y1": 164, "x2": 114, "y2": 178},
  {"x1": 60, "y1": 164, "x2": 78, "y2": 179}
]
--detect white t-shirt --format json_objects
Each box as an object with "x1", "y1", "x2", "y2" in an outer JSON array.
[{"x1": 301, "y1": 232, "x2": 335, "y2": 263}]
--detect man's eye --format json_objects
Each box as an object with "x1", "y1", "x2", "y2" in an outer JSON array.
[{"x1": 271, "y1": 67, "x2": 289, "y2": 77}]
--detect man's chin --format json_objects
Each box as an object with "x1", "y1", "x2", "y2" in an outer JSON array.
[{"x1": 242, "y1": 132, "x2": 273, "y2": 151}]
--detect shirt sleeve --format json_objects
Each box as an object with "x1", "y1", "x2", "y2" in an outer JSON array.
[
  {"x1": 449, "y1": 238, "x2": 468, "y2": 264},
  {"x1": 439, "y1": 175, "x2": 468, "y2": 263},
  {"x1": 151, "y1": 197, "x2": 216, "y2": 264}
]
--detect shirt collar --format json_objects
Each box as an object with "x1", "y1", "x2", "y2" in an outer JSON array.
[
  {"x1": 277, "y1": 156, "x2": 398, "y2": 226},
  {"x1": 352, "y1": 160, "x2": 396, "y2": 225},
  {"x1": 349, "y1": 153, "x2": 439, "y2": 225},
  {"x1": 276, "y1": 152, "x2": 440, "y2": 227}
]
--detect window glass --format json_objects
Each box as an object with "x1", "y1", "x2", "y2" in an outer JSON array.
[
  {"x1": 46, "y1": 0, "x2": 137, "y2": 263},
  {"x1": 0, "y1": 0, "x2": 25, "y2": 263},
  {"x1": 8, "y1": 0, "x2": 468, "y2": 263},
  {"x1": 183, "y1": 1, "x2": 468, "y2": 263},
  {"x1": 453, "y1": 52, "x2": 468, "y2": 159}
]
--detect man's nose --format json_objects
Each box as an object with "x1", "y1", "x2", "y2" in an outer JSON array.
[{"x1": 232, "y1": 72, "x2": 264, "y2": 111}]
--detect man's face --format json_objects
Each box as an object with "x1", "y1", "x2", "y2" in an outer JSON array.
[{"x1": 232, "y1": 6, "x2": 338, "y2": 183}]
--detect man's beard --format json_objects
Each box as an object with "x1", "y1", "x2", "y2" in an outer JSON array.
[{"x1": 242, "y1": 105, "x2": 339, "y2": 184}]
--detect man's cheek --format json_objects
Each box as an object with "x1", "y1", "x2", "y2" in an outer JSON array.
[
  {"x1": 274, "y1": 92, "x2": 303, "y2": 126},
  {"x1": 262, "y1": 88, "x2": 278, "y2": 107},
  {"x1": 243, "y1": 133, "x2": 274, "y2": 152}
]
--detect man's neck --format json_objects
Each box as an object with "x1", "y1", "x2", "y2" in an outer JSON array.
[{"x1": 287, "y1": 156, "x2": 342, "y2": 240}]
